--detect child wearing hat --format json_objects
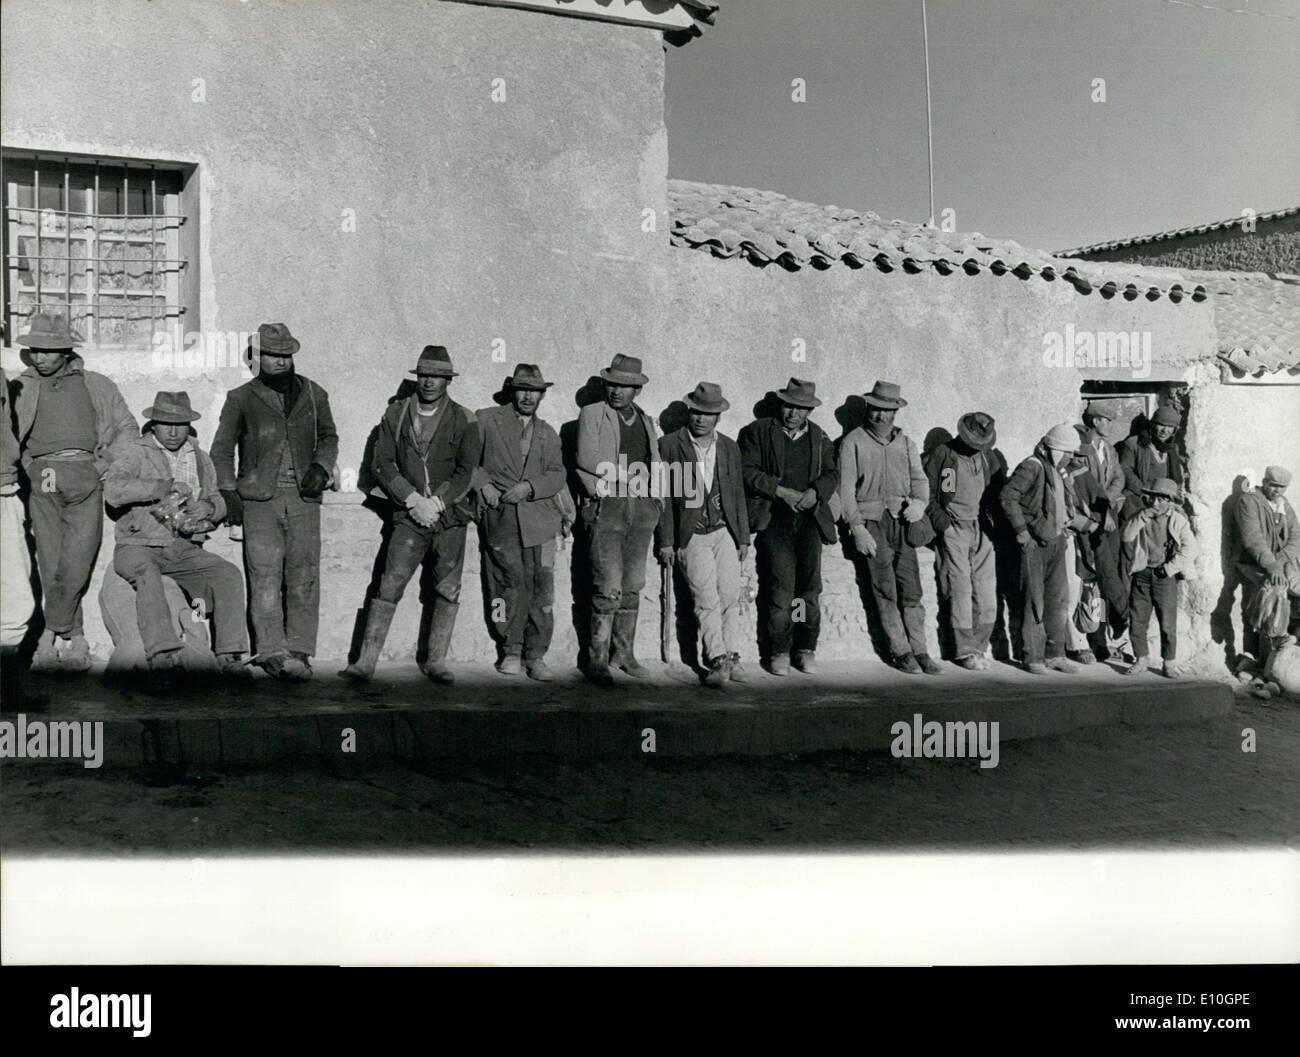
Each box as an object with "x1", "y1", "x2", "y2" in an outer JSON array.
[{"x1": 1121, "y1": 477, "x2": 1197, "y2": 677}]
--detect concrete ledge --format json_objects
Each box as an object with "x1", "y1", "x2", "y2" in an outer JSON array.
[{"x1": 6, "y1": 660, "x2": 1234, "y2": 767}]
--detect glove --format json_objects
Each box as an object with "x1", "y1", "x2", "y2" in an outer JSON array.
[
  {"x1": 300, "y1": 463, "x2": 330, "y2": 498},
  {"x1": 220, "y1": 489, "x2": 244, "y2": 526},
  {"x1": 902, "y1": 501, "x2": 926, "y2": 524}
]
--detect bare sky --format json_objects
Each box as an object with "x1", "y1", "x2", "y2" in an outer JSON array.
[{"x1": 665, "y1": 0, "x2": 1300, "y2": 252}]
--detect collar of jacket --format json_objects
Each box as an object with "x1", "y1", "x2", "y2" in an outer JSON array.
[
  {"x1": 862, "y1": 424, "x2": 900, "y2": 447},
  {"x1": 250, "y1": 372, "x2": 302, "y2": 411}
]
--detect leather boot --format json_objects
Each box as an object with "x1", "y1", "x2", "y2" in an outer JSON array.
[
  {"x1": 339, "y1": 598, "x2": 397, "y2": 682},
  {"x1": 422, "y1": 600, "x2": 458, "y2": 685},
  {"x1": 586, "y1": 611, "x2": 615, "y2": 687},
  {"x1": 610, "y1": 603, "x2": 648, "y2": 678}
]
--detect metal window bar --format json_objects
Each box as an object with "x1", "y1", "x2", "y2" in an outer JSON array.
[{"x1": 6, "y1": 205, "x2": 186, "y2": 221}]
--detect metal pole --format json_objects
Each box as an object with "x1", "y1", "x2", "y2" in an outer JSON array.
[{"x1": 922, "y1": 0, "x2": 936, "y2": 229}]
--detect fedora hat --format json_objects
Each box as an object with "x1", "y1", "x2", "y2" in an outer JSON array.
[
  {"x1": 506, "y1": 363, "x2": 553, "y2": 391},
  {"x1": 600, "y1": 354, "x2": 648, "y2": 387},
  {"x1": 18, "y1": 310, "x2": 80, "y2": 350},
  {"x1": 409, "y1": 345, "x2": 457, "y2": 377},
  {"x1": 144, "y1": 391, "x2": 201, "y2": 424},
  {"x1": 1142, "y1": 477, "x2": 1181, "y2": 501},
  {"x1": 863, "y1": 380, "x2": 907, "y2": 410},
  {"x1": 683, "y1": 381, "x2": 729, "y2": 414},
  {"x1": 250, "y1": 322, "x2": 300, "y2": 356},
  {"x1": 775, "y1": 377, "x2": 821, "y2": 409},
  {"x1": 957, "y1": 411, "x2": 996, "y2": 450}
]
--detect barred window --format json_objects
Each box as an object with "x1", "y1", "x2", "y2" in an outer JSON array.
[{"x1": 2, "y1": 151, "x2": 192, "y2": 349}]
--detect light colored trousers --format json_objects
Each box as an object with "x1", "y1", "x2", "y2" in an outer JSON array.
[
  {"x1": 1064, "y1": 534, "x2": 1090, "y2": 652},
  {"x1": 935, "y1": 518, "x2": 996, "y2": 646},
  {"x1": 680, "y1": 527, "x2": 744, "y2": 665},
  {"x1": 1, "y1": 490, "x2": 36, "y2": 647}
]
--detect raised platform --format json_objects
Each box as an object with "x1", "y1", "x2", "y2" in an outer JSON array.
[{"x1": 7, "y1": 659, "x2": 1234, "y2": 767}]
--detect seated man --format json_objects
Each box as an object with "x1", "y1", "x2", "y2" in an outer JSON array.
[{"x1": 103, "y1": 391, "x2": 250, "y2": 687}]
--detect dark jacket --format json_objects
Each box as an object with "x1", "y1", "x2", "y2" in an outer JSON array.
[
  {"x1": 474, "y1": 403, "x2": 565, "y2": 549},
  {"x1": 11, "y1": 352, "x2": 137, "y2": 475},
  {"x1": 655, "y1": 427, "x2": 750, "y2": 553},
  {"x1": 211, "y1": 374, "x2": 339, "y2": 503},
  {"x1": 1000, "y1": 443, "x2": 1068, "y2": 544},
  {"x1": 738, "y1": 416, "x2": 838, "y2": 545},
  {"x1": 373, "y1": 395, "x2": 479, "y2": 530},
  {"x1": 0, "y1": 368, "x2": 20, "y2": 489},
  {"x1": 1235, "y1": 488, "x2": 1300, "y2": 582},
  {"x1": 923, "y1": 440, "x2": 1005, "y2": 536},
  {"x1": 1118, "y1": 431, "x2": 1185, "y2": 517},
  {"x1": 103, "y1": 432, "x2": 226, "y2": 546}
]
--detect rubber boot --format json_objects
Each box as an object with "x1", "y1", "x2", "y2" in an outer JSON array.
[
  {"x1": 339, "y1": 598, "x2": 397, "y2": 683},
  {"x1": 586, "y1": 611, "x2": 615, "y2": 687},
  {"x1": 610, "y1": 603, "x2": 648, "y2": 678},
  {"x1": 422, "y1": 600, "x2": 458, "y2": 685}
]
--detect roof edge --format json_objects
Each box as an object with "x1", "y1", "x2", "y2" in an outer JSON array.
[{"x1": 1058, "y1": 205, "x2": 1300, "y2": 258}]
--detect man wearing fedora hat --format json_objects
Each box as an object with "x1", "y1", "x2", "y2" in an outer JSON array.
[
  {"x1": 839, "y1": 381, "x2": 938, "y2": 675},
  {"x1": 342, "y1": 345, "x2": 479, "y2": 684},
  {"x1": 470, "y1": 364, "x2": 566, "y2": 681},
  {"x1": 1001, "y1": 423, "x2": 1086, "y2": 675},
  {"x1": 575, "y1": 353, "x2": 660, "y2": 685},
  {"x1": 739, "y1": 378, "x2": 838, "y2": 676},
  {"x1": 212, "y1": 322, "x2": 338, "y2": 680},
  {"x1": 1075, "y1": 401, "x2": 1130, "y2": 659},
  {"x1": 11, "y1": 310, "x2": 137, "y2": 671},
  {"x1": 103, "y1": 392, "x2": 250, "y2": 684},
  {"x1": 657, "y1": 382, "x2": 751, "y2": 687},
  {"x1": 1234, "y1": 465, "x2": 1300, "y2": 667},
  {"x1": 923, "y1": 412, "x2": 1006, "y2": 671},
  {"x1": 1121, "y1": 477, "x2": 1197, "y2": 678}
]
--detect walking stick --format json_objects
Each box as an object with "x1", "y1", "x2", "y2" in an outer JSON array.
[{"x1": 660, "y1": 559, "x2": 674, "y2": 664}]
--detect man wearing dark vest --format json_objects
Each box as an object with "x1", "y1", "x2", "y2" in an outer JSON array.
[
  {"x1": 12, "y1": 311, "x2": 136, "y2": 671},
  {"x1": 575, "y1": 354, "x2": 660, "y2": 686},
  {"x1": 739, "y1": 378, "x2": 838, "y2": 676},
  {"x1": 212, "y1": 322, "x2": 339, "y2": 681},
  {"x1": 656, "y1": 382, "x2": 751, "y2": 687},
  {"x1": 473, "y1": 364, "x2": 566, "y2": 682},
  {"x1": 924, "y1": 411, "x2": 1005, "y2": 671},
  {"x1": 839, "y1": 381, "x2": 936, "y2": 675},
  {"x1": 341, "y1": 345, "x2": 479, "y2": 685}
]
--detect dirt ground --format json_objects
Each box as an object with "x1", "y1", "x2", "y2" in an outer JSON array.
[{"x1": 2, "y1": 689, "x2": 1297, "y2": 855}]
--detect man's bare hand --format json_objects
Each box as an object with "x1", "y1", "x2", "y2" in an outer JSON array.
[
  {"x1": 501, "y1": 482, "x2": 532, "y2": 505},
  {"x1": 775, "y1": 486, "x2": 802, "y2": 511},
  {"x1": 852, "y1": 526, "x2": 877, "y2": 558},
  {"x1": 738, "y1": 544, "x2": 750, "y2": 563},
  {"x1": 795, "y1": 488, "x2": 818, "y2": 512},
  {"x1": 1269, "y1": 568, "x2": 1288, "y2": 587},
  {"x1": 480, "y1": 482, "x2": 502, "y2": 508},
  {"x1": 901, "y1": 501, "x2": 926, "y2": 524},
  {"x1": 657, "y1": 547, "x2": 675, "y2": 566}
]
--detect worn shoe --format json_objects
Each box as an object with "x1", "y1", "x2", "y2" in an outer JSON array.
[
  {"x1": 217, "y1": 653, "x2": 254, "y2": 681},
  {"x1": 612, "y1": 655, "x2": 650, "y2": 679},
  {"x1": 701, "y1": 662, "x2": 728, "y2": 688},
  {"x1": 422, "y1": 661, "x2": 455, "y2": 686},
  {"x1": 254, "y1": 652, "x2": 288, "y2": 678},
  {"x1": 60, "y1": 633, "x2": 92, "y2": 672},
  {"x1": 31, "y1": 630, "x2": 59, "y2": 672},
  {"x1": 956, "y1": 654, "x2": 985, "y2": 672},
  {"x1": 1026, "y1": 661, "x2": 1050, "y2": 676},
  {"x1": 728, "y1": 654, "x2": 749, "y2": 683},
  {"x1": 1161, "y1": 661, "x2": 1184, "y2": 679},
  {"x1": 765, "y1": 656, "x2": 791, "y2": 677},
  {"x1": 1044, "y1": 656, "x2": 1081, "y2": 674},
  {"x1": 792, "y1": 650, "x2": 818, "y2": 675},
  {"x1": 1123, "y1": 656, "x2": 1151, "y2": 677},
  {"x1": 495, "y1": 654, "x2": 524, "y2": 676},
  {"x1": 281, "y1": 652, "x2": 314, "y2": 681},
  {"x1": 1072, "y1": 650, "x2": 1099, "y2": 666},
  {"x1": 894, "y1": 653, "x2": 923, "y2": 675},
  {"x1": 525, "y1": 659, "x2": 554, "y2": 683},
  {"x1": 917, "y1": 653, "x2": 943, "y2": 675}
]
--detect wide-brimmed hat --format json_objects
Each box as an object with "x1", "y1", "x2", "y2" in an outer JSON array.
[
  {"x1": 1263, "y1": 465, "x2": 1292, "y2": 488},
  {"x1": 250, "y1": 322, "x2": 300, "y2": 356},
  {"x1": 18, "y1": 311, "x2": 80, "y2": 350},
  {"x1": 864, "y1": 380, "x2": 907, "y2": 410},
  {"x1": 409, "y1": 345, "x2": 457, "y2": 377},
  {"x1": 600, "y1": 354, "x2": 648, "y2": 387},
  {"x1": 1043, "y1": 422, "x2": 1079, "y2": 453},
  {"x1": 144, "y1": 391, "x2": 200, "y2": 423},
  {"x1": 1142, "y1": 477, "x2": 1180, "y2": 501},
  {"x1": 505, "y1": 363, "x2": 552, "y2": 391},
  {"x1": 775, "y1": 377, "x2": 821, "y2": 409},
  {"x1": 1151, "y1": 404, "x2": 1181, "y2": 428},
  {"x1": 683, "y1": 381, "x2": 729, "y2": 414},
  {"x1": 957, "y1": 411, "x2": 996, "y2": 450}
]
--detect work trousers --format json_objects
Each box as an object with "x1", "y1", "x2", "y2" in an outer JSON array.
[
  {"x1": 935, "y1": 517, "x2": 996, "y2": 658},
  {"x1": 1019, "y1": 532, "x2": 1069, "y2": 664},
  {"x1": 853, "y1": 511, "x2": 926, "y2": 659},
  {"x1": 113, "y1": 539, "x2": 249, "y2": 659},
  {"x1": 1063, "y1": 535, "x2": 1091, "y2": 653},
  {"x1": 0, "y1": 492, "x2": 35, "y2": 648},
  {"x1": 481, "y1": 505, "x2": 554, "y2": 661},
  {"x1": 242, "y1": 486, "x2": 322, "y2": 656},
  {"x1": 680, "y1": 526, "x2": 744, "y2": 665},
  {"x1": 378, "y1": 516, "x2": 467, "y2": 607},
  {"x1": 27, "y1": 456, "x2": 103, "y2": 636},
  {"x1": 756, "y1": 505, "x2": 822, "y2": 658},
  {"x1": 1129, "y1": 568, "x2": 1179, "y2": 661},
  {"x1": 589, "y1": 496, "x2": 658, "y2": 617}
]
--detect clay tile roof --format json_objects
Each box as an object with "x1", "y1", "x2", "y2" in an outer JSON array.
[
  {"x1": 1192, "y1": 271, "x2": 1300, "y2": 378},
  {"x1": 1058, "y1": 205, "x2": 1300, "y2": 258},
  {"x1": 667, "y1": 179, "x2": 1208, "y2": 303}
]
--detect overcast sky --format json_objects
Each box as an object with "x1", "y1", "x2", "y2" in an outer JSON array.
[{"x1": 665, "y1": 0, "x2": 1300, "y2": 252}]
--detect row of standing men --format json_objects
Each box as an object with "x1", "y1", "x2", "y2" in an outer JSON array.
[{"x1": 2, "y1": 313, "x2": 1297, "y2": 692}]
